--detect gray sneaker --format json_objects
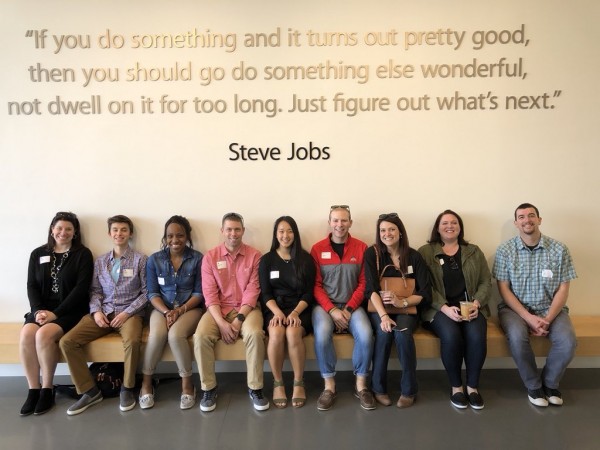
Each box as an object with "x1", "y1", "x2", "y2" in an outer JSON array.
[
  {"x1": 200, "y1": 387, "x2": 217, "y2": 412},
  {"x1": 249, "y1": 388, "x2": 270, "y2": 411},
  {"x1": 67, "y1": 391, "x2": 103, "y2": 416},
  {"x1": 119, "y1": 389, "x2": 136, "y2": 412}
]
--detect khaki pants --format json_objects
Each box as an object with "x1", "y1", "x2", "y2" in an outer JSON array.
[
  {"x1": 142, "y1": 308, "x2": 203, "y2": 378},
  {"x1": 60, "y1": 314, "x2": 143, "y2": 393},
  {"x1": 194, "y1": 308, "x2": 265, "y2": 391}
]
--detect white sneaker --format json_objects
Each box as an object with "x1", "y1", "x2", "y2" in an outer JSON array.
[
  {"x1": 139, "y1": 388, "x2": 155, "y2": 410},
  {"x1": 180, "y1": 388, "x2": 196, "y2": 410}
]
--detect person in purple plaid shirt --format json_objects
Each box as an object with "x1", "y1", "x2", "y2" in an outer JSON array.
[{"x1": 60, "y1": 215, "x2": 148, "y2": 415}]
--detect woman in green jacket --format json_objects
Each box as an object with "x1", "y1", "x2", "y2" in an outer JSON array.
[{"x1": 419, "y1": 210, "x2": 491, "y2": 410}]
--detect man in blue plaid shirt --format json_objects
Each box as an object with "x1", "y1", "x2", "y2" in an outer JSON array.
[{"x1": 493, "y1": 203, "x2": 577, "y2": 408}]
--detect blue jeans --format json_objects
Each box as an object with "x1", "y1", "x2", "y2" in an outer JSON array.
[
  {"x1": 369, "y1": 313, "x2": 418, "y2": 396},
  {"x1": 426, "y1": 311, "x2": 487, "y2": 388},
  {"x1": 499, "y1": 308, "x2": 576, "y2": 390},
  {"x1": 312, "y1": 305, "x2": 373, "y2": 378}
]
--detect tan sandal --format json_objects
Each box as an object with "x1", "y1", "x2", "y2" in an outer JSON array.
[
  {"x1": 273, "y1": 380, "x2": 287, "y2": 409},
  {"x1": 292, "y1": 379, "x2": 306, "y2": 408}
]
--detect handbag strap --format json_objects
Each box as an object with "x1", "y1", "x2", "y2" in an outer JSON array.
[{"x1": 373, "y1": 245, "x2": 408, "y2": 288}]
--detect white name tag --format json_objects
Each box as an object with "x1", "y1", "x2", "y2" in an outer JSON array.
[
  {"x1": 321, "y1": 252, "x2": 332, "y2": 259},
  {"x1": 40, "y1": 256, "x2": 51, "y2": 264},
  {"x1": 439, "y1": 259, "x2": 444, "y2": 266},
  {"x1": 217, "y1": 260, "x2": 227, "y2": 269},
  {"x1": 270, "y1": 271, "x2": 280, "y2": 279},
  {"x1": 407, "y1": 265, "x2": 414, "y2": 274},
  {"x1": 158, "y1": 277, "x2": 165, "y2": 285},
  {"x1": 542, "y1": 269, "x2": 553, "y2": 278},
  {"x1": 122, "y1": 268, "x2": 134, "y2": 278}
]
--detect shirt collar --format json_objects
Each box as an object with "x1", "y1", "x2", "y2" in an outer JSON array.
[
  {"x1": 219, "y1": 242, "x2": 245, "y2": 258},
  {"x1": 164, "y1": 246, "x2": 193, "y2": 260},
  {"x1": 110, "y1": 246, "x2": 132, "y2": 261},
  {"x1": 517, "y1": 234, "x2": 546, "y2": 251},
  {"x1": 328, "y1": 232, "x2": 351, "y2": 245}
]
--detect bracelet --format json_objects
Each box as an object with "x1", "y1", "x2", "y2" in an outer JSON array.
[
  {"x1": 290, "y1": 309, "x2": 300, "y2": 315},
  {"x1": 328, "y1": 307, "x2": 338, "y2": 315},
  {"x1": 380, "y1": 313, "x2": 389, "y2": 319}
]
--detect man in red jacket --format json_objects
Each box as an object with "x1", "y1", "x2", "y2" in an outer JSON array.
[{"x1": 311, "y1": 205, "x2": 375, "y2": 411}]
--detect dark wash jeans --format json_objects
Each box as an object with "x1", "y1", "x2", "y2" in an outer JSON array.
[
  {"x1": 425, "y1": 311, "x2": 487, "y2": 388},
  {"x1": 369, "y1": 313, "x2": 418, "y2": 396}
]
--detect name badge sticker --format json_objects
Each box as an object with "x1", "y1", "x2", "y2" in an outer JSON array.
[
  {"x1": 40, "y1": 256, "x2": 51, "y2": 264},
  {"x1": 122, "y1": 269, "x2": 134, "y2": 278},
  {"x1": 439, "y1": 259, "x2": 445, "y2": 266},
  {"x1": 270, "y1": 271, "x2": 280, "y2": 279},
  {"x1": 321, "y1": 252, "x2": 332, "y2": 259},
  {"x1": 217, "y1": 260, "x2": 227, "y2": 270},
  {"x1": 158, "y1": 277, "x2": 165, "y2": 286},
  {"x1": 407, "y1": 265, "x2": 414, "y2": 274},
  {"x1": 542, "y1": 269, "x2": 553, "y2": 278}
]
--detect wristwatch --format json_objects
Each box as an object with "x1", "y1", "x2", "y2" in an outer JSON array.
[
  {"x1": 345, "y1": 306, "x2": 354, "y2": 313},
  {"x1": 236, "y1": 313, "x2": 246, "y2": 322},
  {"x1": 402, "y1": 299, "x2": 409, "y2": 308}
]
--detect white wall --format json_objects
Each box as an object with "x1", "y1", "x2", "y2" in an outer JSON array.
[{"x1": 1, "y1": 0, "x2": 598, "y2": 329}]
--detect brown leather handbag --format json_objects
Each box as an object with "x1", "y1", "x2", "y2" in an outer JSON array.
[{"x1": 367, "y1": 246, "x2": 417, "y2": 315}]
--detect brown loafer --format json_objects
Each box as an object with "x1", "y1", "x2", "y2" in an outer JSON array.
[
  {"x1": 354, "y1": 389, "x2": 376, "y2": 410},
  {"x1": 317, "y1": 389, "x2": 336, "y2": 411},
  {"x1": 397, "y1": 395, "x2": 415, "y2": 408},
  {"x1": 374, "y1": 393, "x2": 392, "y2": 406}
]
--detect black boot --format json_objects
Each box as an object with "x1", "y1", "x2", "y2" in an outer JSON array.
[
  {"x1": 20, "y1": 389, "x2": 40, "y2": 416},
  {"x1": 34, "y1": 388, "x2": 55, "y2": 415}
]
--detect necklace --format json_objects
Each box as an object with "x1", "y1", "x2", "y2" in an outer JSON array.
[
  {"x1": 276, "y1": 248, "x2": 292, "y2": 263},
  {"x1": 51, "y1": 250, "x2": 70, "y2": 293},
  {"x1": 442, "y1": 241, "x2": 459, "y2": 255}
]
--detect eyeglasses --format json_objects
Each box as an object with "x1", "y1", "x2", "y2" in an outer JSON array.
[
  {"x1": 379, "y1": 213, "x2": 399, "y2": 220},
  {"x1": 222, "y1": 212, "x2": 244, "y2": 226},
  {"x1": 330, "y1": 205, "x2": 350, "y2": 211}
]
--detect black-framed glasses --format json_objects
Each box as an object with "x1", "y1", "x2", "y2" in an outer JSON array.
[
  {"x1": 222, "y1": 212, "x2": 244, "y2": 226},
  {"x1": 379, "y1": 213, "x2": 399, "y2": 220},
  {"x1": 330, "y1": 205, "x2": 350, "y2": 211}
]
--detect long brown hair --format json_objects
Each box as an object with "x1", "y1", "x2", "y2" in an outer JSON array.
[{"x1": 374, "y1": 213, "x2": 410, "y2": 272}]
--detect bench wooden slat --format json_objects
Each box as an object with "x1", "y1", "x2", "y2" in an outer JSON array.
[{"x1": 1, "y1": 316, "x2": 598, "y2": 364}]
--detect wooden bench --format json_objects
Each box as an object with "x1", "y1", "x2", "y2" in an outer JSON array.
[{"x1": 1, "y1": 316, "x2": 599, "y2": 365}]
